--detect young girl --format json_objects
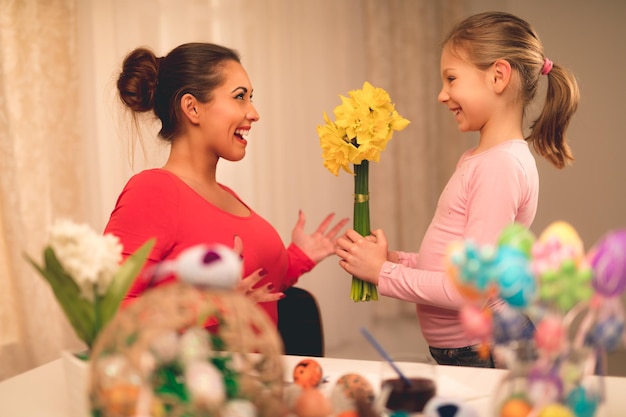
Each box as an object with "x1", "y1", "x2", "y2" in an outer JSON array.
[{"x1": 335, "y1": 11, "x2": 579, "y2": 367}]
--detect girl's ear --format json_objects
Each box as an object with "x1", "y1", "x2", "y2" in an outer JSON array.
[
  {"x1": 180, "y1": 93, "x2": 200, "y2": 124},
  {"x1": 492, "y1": 59, "x2": 512, "y2": 94}
]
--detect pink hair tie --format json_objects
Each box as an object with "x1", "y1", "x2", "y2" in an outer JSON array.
[{"x1": 541, "y1": 57, "x2": 553, "y2": 75}]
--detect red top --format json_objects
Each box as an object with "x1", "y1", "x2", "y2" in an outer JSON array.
[{"x1": 104, "y1": 168, "x2": 314, "y2": 325}]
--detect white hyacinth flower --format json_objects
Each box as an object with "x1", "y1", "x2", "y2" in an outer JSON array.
[{"x1": 48, "y1": 219, "x2": 122, "y2": 301}]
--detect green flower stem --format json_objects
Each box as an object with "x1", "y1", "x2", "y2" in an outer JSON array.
[
  {"x1": 93, "y1": 285, "x2": 101, "y2": 344},
  {"x1": 351, "y1": 160, "x2": 378, "y2": 302}
]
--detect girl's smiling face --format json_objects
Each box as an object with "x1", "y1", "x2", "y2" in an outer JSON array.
[
  {"x1": 437, "y1": 45, "x2": 497, "y2": 134},
  {"x1": 199, "y1": 60, "x2": 260, "y2": 162}
]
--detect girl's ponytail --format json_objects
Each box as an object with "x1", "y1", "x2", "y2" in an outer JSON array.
[{"x1": 527, "y1": 61, "x2": 580, "y2": 169}]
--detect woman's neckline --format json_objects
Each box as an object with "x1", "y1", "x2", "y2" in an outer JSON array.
[{"x1": 154, "y1": 168, "x2": 252, "y2": 218}]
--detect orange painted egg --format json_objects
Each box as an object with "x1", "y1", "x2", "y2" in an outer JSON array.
[
  {"x1": 500, "y1": 397, "x2": 532, "y2": 417},
  {"x1": 100, "y1": 384, "x2": 141, "y2": 416},
  {"x1": 293, "y1": 358, "x2": 323, "y2": 389},
  {"x1": 294, "y1": 387, "x2": 332, "y2": 417}
]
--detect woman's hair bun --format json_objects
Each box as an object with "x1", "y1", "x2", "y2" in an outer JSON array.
[{"x1": 117, "y1": 47, "x2": 160, "y2": 112}]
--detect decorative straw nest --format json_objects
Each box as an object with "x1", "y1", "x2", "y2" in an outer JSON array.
[{"x1": 88, "y1": 282, "x2": 285, "y2": 417}]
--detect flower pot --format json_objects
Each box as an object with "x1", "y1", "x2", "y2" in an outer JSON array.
[{"x1": 61, "y1": 350, "x2": 90, "y2": 417}]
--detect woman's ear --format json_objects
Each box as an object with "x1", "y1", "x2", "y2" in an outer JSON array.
[
  {"x1": 180, "y1": 93, "x2": 200, "y2": 124},
  {"x1": 492, "y1": 59, "x2": 512, "y2": 94}
]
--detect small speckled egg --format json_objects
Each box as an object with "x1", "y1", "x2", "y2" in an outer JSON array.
[
  {"x1": 333, "y1": 373, "x2": 375, "y2": 403},
  {"x1": 293, "y1": 358, "x2": 323, "y2": 389},
  {"x1": 329, "y1": 373, "x2": 375, "y2": 414}
]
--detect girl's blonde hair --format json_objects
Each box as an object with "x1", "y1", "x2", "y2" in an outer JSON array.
[{"x1": 443, "y1": 11, "x2": 579, "y2": 169}]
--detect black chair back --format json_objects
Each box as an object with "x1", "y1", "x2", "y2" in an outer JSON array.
[{"x1": 277, "y1": 287, "x2": 324, "y2": 357}]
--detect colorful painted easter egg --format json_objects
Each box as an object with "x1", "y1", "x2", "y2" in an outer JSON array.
[
  {"x1": 590, "y1": 229, "x2": 626, "y2": 297},
  {"x1": 334, "y1": 373, "x2": 375, "y2": 403},
  {"x1": 498, "y1": 223, "x2": 536, "y2": 258},
  {"x1": 293, "y1": 358, "x2": 323, "y2": 389}
]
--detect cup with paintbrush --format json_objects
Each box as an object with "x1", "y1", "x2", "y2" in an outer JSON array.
[{"x1": 361, "y1": 328, "x2": 437, "y2": 415}]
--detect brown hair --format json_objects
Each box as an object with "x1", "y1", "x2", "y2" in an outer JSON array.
[
  {"x1": 443, "y1": 12, "x2": 579, "y2": 169},
  {"x1": 117, "y1": 42, "x2": 240, "y2": 141}
]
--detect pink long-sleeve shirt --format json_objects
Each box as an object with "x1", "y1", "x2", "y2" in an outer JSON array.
[{"x1": 377, "y1": 140, "x2": 539, "y2": 348}]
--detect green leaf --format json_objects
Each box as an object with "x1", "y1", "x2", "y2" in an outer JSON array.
[
  {"x1": 152, "y1": 362, "x2": 189, "y2": 402},
  {"x1": 25, "y1": 249, "x2": 95, "y2": 346},
  {"x1": 25, "y1": 238, "x2": 155, "y2": 350},
  {"x1": 99, "y1": 238, "x2": 155, "y2": 328}
]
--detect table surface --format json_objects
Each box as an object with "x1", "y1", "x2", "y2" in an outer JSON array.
[{"x1": 0, "y1": 354, "x2": 623, "y2": 416}]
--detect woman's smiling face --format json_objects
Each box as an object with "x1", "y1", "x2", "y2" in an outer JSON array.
[{"x1": 199, "y1": 60, "x2": 260, "y2": 161}]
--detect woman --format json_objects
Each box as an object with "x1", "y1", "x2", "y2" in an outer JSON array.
[{"x1": 105, "y1": 42, "x2": 348, "y2": 325}]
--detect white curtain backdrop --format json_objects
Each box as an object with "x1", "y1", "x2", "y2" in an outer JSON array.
[
  {"x1": 1, "y1": 0, "x2": 463, "y2": 379},
  {"x1": 0, "y1": 0, "x2": 88, "y2": 379}
]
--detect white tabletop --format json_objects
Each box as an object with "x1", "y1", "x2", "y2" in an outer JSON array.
[{"x1": 0, "y1": 354, "x2": 624, "y2": 416}]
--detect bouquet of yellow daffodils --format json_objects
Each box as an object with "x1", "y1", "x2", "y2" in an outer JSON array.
[
  {"x1": 26, "y1": 219, "x2": 154, "y2": 354},
  {"x1": 317, "y1": 81, "x2": 409, "y2": 301}
]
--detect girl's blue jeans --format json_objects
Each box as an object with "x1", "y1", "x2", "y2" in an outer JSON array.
[{"x1": 428, "y1": 313, "x2": 536, "y2": 368}]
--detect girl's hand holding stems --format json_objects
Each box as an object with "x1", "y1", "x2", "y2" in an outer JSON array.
[{"x1": 336, "y1": 228, "x2": 399, "y2": 285}]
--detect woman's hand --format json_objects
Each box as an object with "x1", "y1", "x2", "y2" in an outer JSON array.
[
  {"x1": 235, "y1": 268, "x2": 284, "y2": 303},
  {"x1": 232, "y1": 235, "x2": 284, "y2": 303},
  {"x1": 335, "y1": 228, "x2": 389, "y2": 285},
  {"x1": 291, "y1": 210, "x2": 349, "y2": 263}
]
